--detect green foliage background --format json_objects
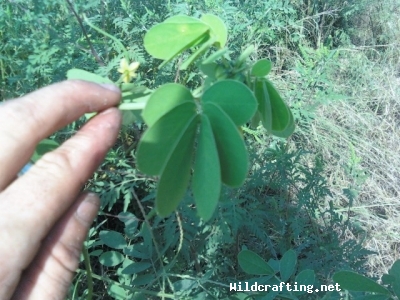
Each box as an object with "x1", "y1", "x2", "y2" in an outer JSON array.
[{"x1": 1, "y1": 0, "x2": 400, "y2": 299}]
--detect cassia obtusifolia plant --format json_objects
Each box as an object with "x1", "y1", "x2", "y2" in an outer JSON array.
[{"x1": 66, "y1": 14, "x2": 295, "y2": 221}]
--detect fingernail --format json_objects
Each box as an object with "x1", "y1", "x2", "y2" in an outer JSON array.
[
  {"x1": 99, "y1": 83, "x2": 120, "y2": 93},
  {"x1": 76, "y1": 193, "x2": 100, "y2": 224}
]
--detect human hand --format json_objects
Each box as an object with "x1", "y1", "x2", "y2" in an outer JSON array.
[{"x1": 0, "y1": 80, "x2": 122, "y2": 299}]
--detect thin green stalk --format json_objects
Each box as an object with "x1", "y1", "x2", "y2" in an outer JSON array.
[
  {"x1": 82, "y1": 245, "x2": 93, "y2": 300},
  {"x1": 83, "y1": 14, "x2": 129, "y2": 61},
  {"x1": 75, "y1": 269, "x2": 176, "y2": 299},
  {"x1": 65, "y1": 0, "x2": 104, "y2": 66}
]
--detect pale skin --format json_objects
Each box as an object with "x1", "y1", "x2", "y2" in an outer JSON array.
[{"x1": 0, "y1": 80, "x2": 122, "y2": 299}]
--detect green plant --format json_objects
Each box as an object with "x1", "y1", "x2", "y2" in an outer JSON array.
[
  {"x1": 235, "y1": 251, "x2": 400, "y2": 299},
  {"x1": 237, "y1": 248, "x2": 318, "y2": 299},
  {"x1": 67, "y1": 13, "x2": 295, "y2": 221},
  {"x1": 333, "y1": 259, "x2": 400, "y2": 299},
  {"x1": 4, "y1": 1, "x2": 398, "y2": 299}
]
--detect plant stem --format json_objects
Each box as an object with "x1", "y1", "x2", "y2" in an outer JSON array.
[
  {"x1": 82, "y1": 245, "x2": 93, "y2": 300},
  {"x1": 83, "y1": 14, "x2": 129, "y2": 61},
  {"x1": 118, "y1": 102, "x2": 146, "y2": 110},
  {"x1": 64, "y1": 0, "x2": 104, "y2": 66}
]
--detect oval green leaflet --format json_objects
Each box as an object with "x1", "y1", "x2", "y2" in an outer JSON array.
[
  {"x1": 252, "y1": 77, "x2": 295, "y2": 137},
  {"x1": 144, "y1": 14, "x2": 228, "y2": 69}
]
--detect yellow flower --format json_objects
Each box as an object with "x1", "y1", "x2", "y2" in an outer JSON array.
[{"x1": 118, "y1": 58, "x2": 140, "y2": 83}]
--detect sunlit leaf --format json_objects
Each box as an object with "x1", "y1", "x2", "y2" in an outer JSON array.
[
  {"x1": 121, "y1": 110, "x2": 140, "y2": 125},
  {"x1": 142, "y1": 83, "x2": 194, "y2": 127},
  {"x1": 295, "y1": 269, "x2": 315, "y2": 295},
  {"x1": 164, "y1": 15, "x2": 205, "y2": 24},
  {"x1": 192, "y1": 115, "x2": 221, "y2": 221},
  {"x1": 202, "y1": 80, "x2": 257, "y2": 126},
  {"x1": 173, "y1": 279, "x2": 199, "y2": 292},
  {"x1": 118, "y1": 212, "x2": 139, "y2": 237},
  {"x1": 66, "y1": 68, "x2": 113, "y2": 84},
  {"x1": 137, "y1": 102, "x2": 197, "y2": 175},
  {"x1": 200, "y1": 14, "x2": 228, "y2": 48},
  {"x1": 120, "y1": 84, "x2": 152, "y2": 111},
  {"x1": 144, "y1": 17, "x2": 210, "y2": 64}
]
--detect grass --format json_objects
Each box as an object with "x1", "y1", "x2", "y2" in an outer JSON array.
[{"x1": 277, "y1": 41, "x2": 400, "y2": 279}]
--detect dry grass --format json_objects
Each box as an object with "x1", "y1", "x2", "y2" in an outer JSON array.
[
  {"x1": 291, "y1": 45, "x2": 400, "y2": 278},
  {"x1": 262, "y1": 0, "x2": 400, "y2": 279}
]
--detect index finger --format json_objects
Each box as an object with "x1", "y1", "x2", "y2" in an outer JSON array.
[{"x1": 0, "y1": 80, "x2": 121, "y2": 188}]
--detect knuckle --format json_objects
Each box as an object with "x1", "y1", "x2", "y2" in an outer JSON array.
[
  {"x1": 35, "y1": 150, "x2": 74, "y2": 178},
  {"x1": 6, "y1": 98, "x2": 45, "y2": 130},
  {"x1": 53, "y1": 238, "x2": 83, "y2": 273}
]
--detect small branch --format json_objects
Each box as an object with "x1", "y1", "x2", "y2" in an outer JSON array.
[
  {"x1": 82, "y1": 245, "x2": 93, "y2": 300},
  {"x1": 174, "y1": 58, "x2": 182, "y2": 83},
  {"x1": 65, "y1": 0, "x2": 105, "y2": 66}
]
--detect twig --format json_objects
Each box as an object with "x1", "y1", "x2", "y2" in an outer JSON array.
[
  {"x1": 64, "y1": 0, "x2": 105, "y2": 66},
  {"x1": 82, "y1": 245, "x2": 93, "y2": 300}
]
